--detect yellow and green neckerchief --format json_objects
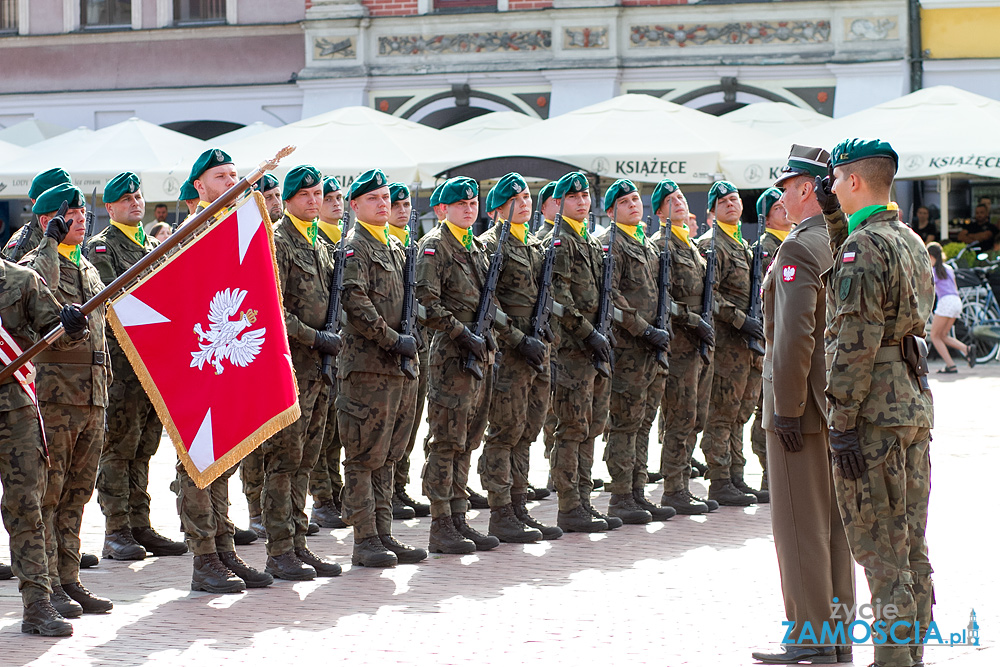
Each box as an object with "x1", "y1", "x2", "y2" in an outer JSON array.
[
  {"x1": 57, "y1": 243, "x2": 82, "y2": 266},
  {"x1": 847, "y1": 202, "x2": 899, "y2": 234},
  {"x1": 286, "y1": 210, "x2": 318, "y2": 245},
  {"x1": 387, "y1": 223, "x2": 409, "y2": 246},
  {"x1": 616, "y1": 221, "x2": 645, "y2": 243},
  {"x1": 717, "y1": 221, "x2": 742, "y2": 243},
  {"x1": 562, "y1": 215, "x2": 588, "y2": 240},
  {"x1": 318, "y1": 220, "x2": 342, "y2": 244},
  {"x1": 445, "y1": 221, "x2": 475, "y2": 249},
  {"x1": 110, "y1": 220, "x2": 147, "y2": 247},
  {"x1": 768, "y1": 228, "x2": 791, "y2": 242},
  {"x1": 671, "y1": 223, "x2": 692, "y2": 248},
  {"x1": 358, "y1": 220, "x2": 390, "y2": 245}
]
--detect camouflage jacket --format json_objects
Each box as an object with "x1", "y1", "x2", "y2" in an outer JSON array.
[
  {"x1": 338, "y1": 224, "x2": 411, "y2": 378},
  {"x1": 596, "y1": 226, "x2": 658, "y2": 349},
  {"x1": 274, "y1": 214, "x2": 335, "y2": 383},
  {"x1": 550, "y1": 220, "x2": 605, "y2": 353},
  {"x1": 478, "y1": 222, "x2": 546, "y2": 350},
  {"x1": 697, "y1": 226, "x2": 752, "y2": 331},
  {"x1": 0, "y1": 260, "x2": 84, "y2": 411},
  {"x1": 2, "y1": 219, "x2": 44, "y2": 263},
  {"x1": 23, "y1": 238, "x2": 110, "y2": 406},
  {"x1": 756, "y1": 230, "x2": 783, "y2": 275},
  {"x1": 824, "y1": 207, "x2": 934, "y2": 431},
  {"x1": 650, "y1": 227, "x2": 713, "y2": 357}
]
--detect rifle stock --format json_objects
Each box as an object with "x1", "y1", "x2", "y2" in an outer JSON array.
[
  {"x1": 464, "y1": 211, "x2": 510, "y2": 380},
  {"x1": 593, "y1": 199, "x2": 619, "y2": 378},
  {"x1": 399, "y1": 205, "x2": 419, "y2": 380},
  {"x1": 653, "y1": 213, "x2": 671, "y2": 371},
  {"x1": 320, "y1": 213, "x2": 350, "y2": 386},
  {"x1": 699, "y1": 219, "x2": 716, "y2": 364},
  {"x1": 746, "y1": 217, "x2": 766, "y2": 357}
]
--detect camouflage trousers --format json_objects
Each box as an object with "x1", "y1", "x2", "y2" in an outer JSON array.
[
  {"x1": 730, "y1": 357, "x2": 764, "y2": 480},
  {"x1": 834, "y1": 421, "x2": 933, "y2": 667},
  {"x1": 239, "y1": 447, "x2": 264, "y2": 517},
  {"x1": 394, "y1": 340, "x2": 429, "y2": 493},
  {"x1": 0, "y1": 406, "x2": 50, "y2": 604},
  {"x1": 338, "y1": 371, "x2": 418, "y2": 539},
  {"x1": 700, "y1": 327, "x2": 753, "y2": 481},
  {"x1": 310, "y1": 392, "x2": 342, "y2": 506},
  {"x1": 748, "y1": 362, "x2": 768, "y2": 485},
  {"x1": 479, "y1": 347, "x2": 550, "y2": 507},
  {"x1": 422, "y1": 354, "x2": 492, "y2": 518},
  {"x1": 262, "y1": 378, "x2": 329, "y2": 557},
  {"x1": 176, "y1": 462, "x2": 236, "y2": 556},
  {"x1": 40, "y1": 402, "x2": 103, "y2": 585},
  {"x1": 97, "y1": 378, "x2": 163, "y2": 531},
  {"x1": 551, "y1": 349, "x2": 610, "y2": 512},
  {"x1": 658, "y1": 333, "x2": 712, "y2": 493},
  {"x1": 638, "y1": 373, "x2": 665, "y2": 489},
  {"x1": 604, "y1": 346, "x2": 658, "y2": 495},
  {"x1": 542, "y1": 359, "x2": 557, "y2": 460}
]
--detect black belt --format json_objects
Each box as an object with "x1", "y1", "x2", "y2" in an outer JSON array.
[{"x1": 36, "y1": 349, "x2": 107, "y2": 365}]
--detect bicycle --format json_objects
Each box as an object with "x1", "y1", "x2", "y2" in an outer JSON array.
[{"x1": 949, "y1": 260, "x2": 1000, "y2": 364}]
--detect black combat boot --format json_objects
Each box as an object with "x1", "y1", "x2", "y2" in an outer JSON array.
[
  {"x1": 21, "y1": 600, "x2": 72, "y2": 637},
  {"x1": 732, "y1": 475, "x2": 769, "y2": 504},
  {"x1": 660, "y1": 490, "x2": 710, "y2": 515},
  {"x1": 632, "y1": 489, "x2": 676, "y2": 520},
  {"x1": 79, "y1": 553, "x2": 98, "y2": 569},
  {"x1": 708, "y1": 479, "x2": 756, "y2": 506},
  {"x1": 452, "y1": 513, "x2": 500, "y2": 550},
  {"x1": 394, "y1": 489, "x2": 430, "y2": 517},
  {"x1": 133, "y1": 526, "x2": 188, "y2": 556},
  {"x1": 428, "y1": 515, "x2": 476, "y2": 554},
  {"x1": 249, "y1": 515, "x2": 266, "y2": 539},
  {"x1": 219, "y1": 551, "x2": 273, "y2": 588},
  {"x1": 49, "y1": 585, "x2": 83, "y2": 618},
  {"x1": 0, "y1": 562, "x2": 12, "y2": 580},
  {"x1": 63, "y1": 582, "x2": 113, "y2": 613},
  {"x1": 608, "y1": 493, "x2": 652, "y2": 525},
  {"x1": 646, "y1": 471, "x2": 664, "y2": 484},
  {"x1": 265, "y1": 551, "x2": 316, "y2": 581},
  {"x1": 233, "y1": 526, "x2": 258, "y2": 546},
  {"x1": 556, "y1": 505, "x2": 607, "y2": 533},
  {"x1": 295, "y1": 547, "x2": 342, "y2": 577},
  {"x1": 352, "y1": 537, "x2": 398, "y2": 568},
  {"x1": 391, "y1": 498, "x2": 416, "y2": 520},
  {"x1": 690, "y1": 490, "x2": 720, "y2": 511},
  {"x1": 380, "y1": 534, "x2": 428, "y2": 564},
  {"x1": 690, "y1": 458, "x2": 708, "y2": 478},
  {"x1": 466, "y1": 488, "x2": 490, "y2": 510},
  {"x1": 311, "y1": 499, "x2": 347, "y2": 529},
  {"x1": 583, "y1": 499, "x2": 623, "y2": 529},
  {"x1": 527, "y1": 484, "x2": 550, "y2": 500},
  {"x1": 488, "y1": 504, "x2": 543, "y2": 543},
  {"x1": 191, "y1": 553, "x2": 246, "y2": 593},
  {"x1": 512, "y1": 493, "x2": 562, "y2": 539},
  {"x1": 102, "y1": 528, "x2": 146, "y2": 561}
]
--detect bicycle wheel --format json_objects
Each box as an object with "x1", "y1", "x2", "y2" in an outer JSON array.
[{"x1": 953, "y1": 301, "x2": 1000, "y2": 364}]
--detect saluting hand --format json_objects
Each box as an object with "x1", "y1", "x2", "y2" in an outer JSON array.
[{"x1": 814, "y1": 169, "x2": 840, "y2": 216}]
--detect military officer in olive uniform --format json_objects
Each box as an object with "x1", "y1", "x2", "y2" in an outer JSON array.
[
  {"x1": 3, "y1": 168, "x2": 72, "y2": 262},
  {"x1": 818, "y1": 139, "x2": 935, "y2": 667},
  {"x1": 86, "y1": 173, "x2": 188, "y2": 561}
]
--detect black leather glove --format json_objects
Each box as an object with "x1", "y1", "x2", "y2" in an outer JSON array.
[
  {"x1": 773, "y1": 414, "x2": 804, "y2": 453},
  {"x1": 455, "y1": 326, "x2": 487, "y2": 362},
  {"x1": 583, "y1": 329, "x2": 612, "y2": 364},
  {"x1": 312, "y1": 330, "x2": 342, "y2": 357},
  {"x1": 60, "y1": 304, "x2": 88, "y2": 340},
  {"x1": 829, "y1": 428, "x2": 866, "y2": 480},
  {"x1": 516, "y1": 335, "x2": 546, "y2": 368},
  {"x1": 44, "y1": 212, "x2": 71, "y2": 243},
  {"x1": 391, "y1": 334, "x2": 417, "y2": 360},
  {"x1": 642, "y1": 325, "x2": 671, "y2": 352},
  {"x1": 814, "y1": 173, "x2": 840, "y2": 216},
  {"x1": 739, "y1": 315, "x2": 764, "y2": 340},
  {"x1": 694, "y1": 317, "x2": 715, "y2": 347}
]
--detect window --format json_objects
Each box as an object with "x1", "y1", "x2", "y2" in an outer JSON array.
[
  {"x1": 0, "y1": 0, "x2": 17, "y2": 33},
  {"x1": 81, "y1": 0, "x2": 132, "y2": 27},
  {"x1": 174, "y1": 0, "x2": 225, "y2": 24},
  {"x1": 434, "y1": 0, "x2": 496, "y2": 12}
]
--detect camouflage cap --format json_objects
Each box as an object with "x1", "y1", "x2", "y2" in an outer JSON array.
[
  {"x1": 282, "y1": 165, "x2": 323, "y2": 201},
  {"x1": 188, "y1": 147, "x2": 234, "y2": 183},
  {"x1": 29, "y1": 167, "x2": 72, "y2": 201},
  {"x1": 437, "y1": 176, "x2": 479, "y2": 205},
  {"x1": 179, "y1": 179, "x2": 199, "y2": 201},
  {"x1": 32, "y1": 182, "x2": 86, "y2": 215},
  {"x1": 553, "y1": 171, "x2": 589, "y2": 200},
  {"x1": 756, "y1": 187, "x2": 782, "y2": 219},
  {"x1": 829, "y1": 138, "x2": 898, "y2": 172},
  {"x1": 650, "y1": 179, "x2": 679, "y2": 217},
  {"x1": 254, "y1": 173, "x2": 280, "y2": 193},
  {"x1": 538, "y1": 181, "x2": 557, "y2": 207},
  {"x1": 707, "y1": 180, "x2": 739, "y2": 212},
  {"x1": 348, "y1": 168, "x2": 389, "y2": 200},
  {"x1": 103, "y1": 171, "x2": 141, "y2": 204},
  {"x1": 602, "y1": 178, "x2": 638, "y2": 211},
  {"x1": 389, "y1": 182, "x2": 410, "y2": 202},
  {"x1": 485, "y1": 172, "x2": 528, "y2": 213},
  {"x1": 775, "y1": 144, "x2": 832, "y2": 186},
  {"x1": 323, "y1": 176, "x2": 342, "y2": 195}
]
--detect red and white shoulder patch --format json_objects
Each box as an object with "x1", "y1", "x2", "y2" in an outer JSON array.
[
  {"x1": 781, "y1": 265, "x2": 796, "y2": 282},
  {"x1": 95, "y1": 245, "x2": 107, "y2": 253},
  {"x1": 424, "y1": 248, "x2": 436, "y2": 255},
  {"x1": 345, "y1": 249, "x2": 354, "y2": 258},
  {"x1": 842, "y1": 251, "x2": 856, "y2": 263}
]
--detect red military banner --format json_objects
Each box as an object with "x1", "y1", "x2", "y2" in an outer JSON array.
[{"x1": 106, "y1": 193, "x2": 300, "y2": 488}]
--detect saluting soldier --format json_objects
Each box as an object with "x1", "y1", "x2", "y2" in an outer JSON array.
[
  {"x1": 3, "y1": 168, "x2": 72, "y2": 262},
  {"x1": 86, "y1": 173, "x2": 188, "y2": 561},
  {"x1": 0, "y1": 254, "x2": 89, "y2": 636},
  {"x1": 478, "y1": 173, "x2": 557, "y2": 543},
  {"x1": 416, "y1": 176, "x2": 500, "y2": 554},
  {"x1": 263, "y1": 164, "x2": 343, "y2": 581},
  {"x1": 818, "y1": 139, "x2": 935, "y2": 667},
  {"x1": 336, "y1": 169, "x2": 426, "y2": 567},
  {"x1": 387, "y1": 182, "x2": 433, "y2": 519},
  {"x1": 596, "y1": 179, "x2": 674, "y2": 525},
  {"x1": 696, "y1": 181, "x2": 763, "y2": 507},
  {"x1": 23, "y1": 183, "x2": 114, "y2": 617}
]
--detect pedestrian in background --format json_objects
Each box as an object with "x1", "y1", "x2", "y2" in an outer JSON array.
[{"x1": 926, "y1": 242, "x2": 974, "y2": 373}]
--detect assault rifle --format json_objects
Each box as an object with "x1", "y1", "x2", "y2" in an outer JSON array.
[
  {"x1": 399, "y1": 203, "x2": 419, "y2": 380},
  {"x1": 746, "y1": 217, "x2": 766, "y2": 357},
  {"x1": 699, "y1": 220, "x2": 717, "y2": 364},
  {"x1": 464, "y1": 212, "x2": 510, "y2": 380},
  {"x1": 652, "y1": 213, "x2": 672, "y2": 371},
  {"x1": 320, "y1": 212, "x2": 351, "y2": 386},
  {"x1": 593, "y1": 199, "x2": 620, "y2": 378},
  {"x1": 528, "y1": 197, "x2": 566, "y2": 371},
  {"x1": 82, "y1": 188, "x2": 97, "y2": 247}
]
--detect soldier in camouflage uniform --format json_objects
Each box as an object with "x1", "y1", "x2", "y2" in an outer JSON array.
[
  {"x1": 596, "y1": 179, "x2": 675, "y2": 525},
  {"x1": 819, "y1": 139, "x2": 935, "y2": 667},
  {"x1": 336, "y1": 169, "x2": 426, "y2": 567},
  {"x1": 416, "y1": 176, "x2": 500, "y2": 553},
  {"x1": 85, "y1": 174, "x2": 188, "y2": 561},
  {"x1": 262, "y1": 165, "x2": 343, "y2": 581},
  {"x1": 695, "y1": 181, "x2": 763, "y2": 506},
  {"x1": 477, "y1": 173, "x2": 555, "y2": 543},
  {"x1": 0, "y1": 253, "x2": 89, "y2": 636},
  {"x1": 2, "y1": 168, "x2": 71, "y2": 263},
  {"x1": 387, "y1": 182, "x2": 432, "y2": 519},
  {"x1": 536, "y1": 181, "x2": 560, "y2": 485},
  {"x1": 24, "y1": 183, "x2": 114, "y2": 617}
]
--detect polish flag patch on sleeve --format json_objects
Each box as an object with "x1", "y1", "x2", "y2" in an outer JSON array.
[
  {"x1": 842, "y1": 251, "x2": 856, "y2": 263},
  {"x1": 781, "y1": 265, "x2": 796, "y2": 282},
  {"x1": 345, "y1": 249, "x2": 354, "y2": 258},
  {"x1": 553, "y1": 239, "x2": 561, "y2": 247},
  {"x1": 95, "y1": 245, "x2": 108, "y2": 253},
  {"x1": 424, "y1": 248, "x2": 435, "y2": 255}
]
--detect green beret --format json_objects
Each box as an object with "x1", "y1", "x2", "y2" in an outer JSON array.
[
  {"x1": 775, "y1": 144, "x2": 831, "y2": 186},
  {"x1": 438, "y1": 177, "x2": 479, "y2": 206},
  {"x1": 188, "y1": 148, "x2": 234, "y2": 183},
  {"x1": 538, "y1": 181, "x2": 556, "y2": 206},
  {"x1": 650, "y1": 179, "x2": 679, "y2": 217},
  {"x1": 104, "y1": 171, "x2": 141, "y2": 203},
  {"x1": 429, "y1": 183, "x2": 444, "y2": 208},
  {"x1": 179, "y1": 179, "x2": 199, "y2": 201},
  {"x1": 389, "y1": 182, "x2": 410, "y2": 203},
  {"x1": 829, "y1": 138, "x2": 898, "y2": 171},
  {"x1": 32, "y1": 183, "x2": 86, "y2": 215},
  {"x1": 254, "y1": 173, "x2": 280, "y2": 193},
  {"x1": 348, "y1": 169, "x2": 388, "y2": 200},
  {"x1": 603, "y1": 178, "x2": 638, "y2": 211},
  {"x1": 756, "y1": 187, "x2": 782, "y2": 219},
  {"x1": 282, "y1": 165, "x2": 323, "y2": 201},
  {"x1": 29, "y1": 167, "x2": 72, "y2": 201},
  {"x1": 323, "y1": 176, "x2": 341, "y2": 195},
  {"x1": 553, "y1": 171, "x2": 589, "y2": 200},
  {"x1": 707, "y1": 180, "x2": 739, "y2": 212},
  {"x1": 486, "y1": 172, "x2": 528, "y2": 213}
]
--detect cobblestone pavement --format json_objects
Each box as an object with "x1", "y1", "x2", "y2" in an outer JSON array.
[{"x1": 1, "y1": 358, "x2": 995, "y2": 666}]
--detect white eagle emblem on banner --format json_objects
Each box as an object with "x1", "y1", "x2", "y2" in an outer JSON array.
[{"x1": 191, "y1": 288, "x2": 266, "y2": 374}]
